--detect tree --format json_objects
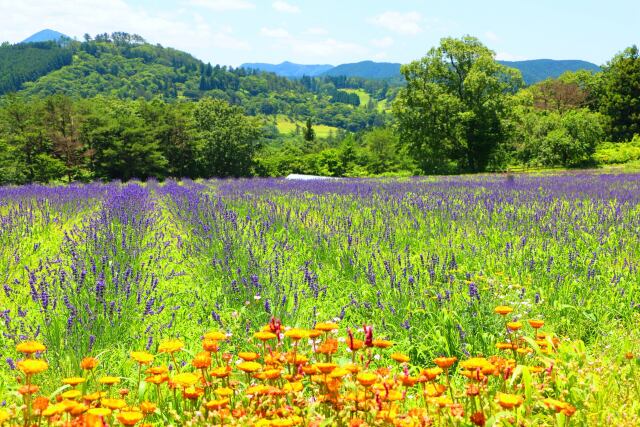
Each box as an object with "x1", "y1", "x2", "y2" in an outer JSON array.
[
  {"x1": 600, "y1": 45, "x2": 640, "y2": 141},
  {"x1": 393, "y1": 36, "x2": 523, "y2": 173},
  {"x1": 303, "y1": 118, "x2": 316, "y2": 142},
  {"x1": 194, "y1": 98, "x2": 261, "y2": 177}
]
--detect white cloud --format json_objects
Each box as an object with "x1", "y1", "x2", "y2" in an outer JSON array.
[
  {"x1": 291, "y1": 38, "x2": 366, "y2": 59},
  {"x1": 0, "y1": 0, "x2": 251, "y2": 64},
  {"x1": 304, "y1": 27, "x2": 328, "y2": 36},
  {"x1": 369, "y1": 11, "x2": 423, "y2": 36},
  {"x1": 484, "y1": 31, "x2": 500, "y2": 43},
  {"x1": 272, "y1": 1, "x2": 300, "y2": 13},
  {"x1": 260, "y1": 27, "x2": 290, "y2": 38},
  {"x1": 189, "y1": 0, "x2": 255, "y2": 11},
  {"x1": 371, "y1": 37, "x2": 394, "y2": 49},
  {"x1": 495, "y1": 52, "x2": 526, "y2": 61}
]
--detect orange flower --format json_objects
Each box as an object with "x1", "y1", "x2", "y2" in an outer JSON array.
[
  {"x1": 238, "y1": 352, "x2": 260, "y2": 361},
  {"x1": 81, "y1": 357, "x2": 99, "y2": 370},
  {"x1": 315, "y1": 322, "x2": 339, "y2": 332},
  {"x1": 433, "y1": 356, "x2": 457, "y2": 369},
  {"x1": 316, "y1": 338, "x2": 338, "y2": 355},
  {"x1": 315, "y1": 363, "x2": 337, "y2": 374},
  {"x1": 172, "y1": 372, "x2": 199, "y2": 387},
  {"x1": 253, "y1": 331, "x2": 277, "y2": 341},
  {"x1": 390, "y1": 353, "x2": 410, "y2": 363},
  {"x1": 203, "y1": 331, "x2": 227, "y2": 341},
  {"x1": 33, "y1": 396, "x2": 50, "y2": 413},
  {"x1": 210, "y1": 366, "x2": 231, "y2": 378},
  {"x1": 205, "y1": 398, "x2": 230, "y2": 411},
  {"x1": 497, "y1": 393, "x2": 524, "y2": 409},
  {"x1": 215, "y1": 387, "x2": 234, "y2": 397},
  {"x1": 238, "y1": 362, "x2": 262, "y2": 373},
  {"x1": 140, "y1": 401, "x2": 157, "y2": 414},
  {"x1": 18, "y1": 385, "x2": 39, "y2": 395},
  {"x1": 17, "y1": 359, "x2": 48, "y2": 375},
  {"x1": 87, "y1": 408, "x2": 112, "y2": 417},
  {"x1": 202, "y1": 339, "x2": 219, "y2": 352},
  {"x1": 356, "y1": 372, "x2": 377, "y2": 387},
  {"x1": 98, "y1": 376, "x2": 120, "y2": 385},
  {"x1": 192, "y1": 351, "x2": 212, "y2": 369},
  {"x1": 183, "y1": 387, "x2": 204, "y2": 400},
  {"x1": 130, "y1": 351, "x2": 154, "y2": 365},
  {"x1": 16, "y1": 341, "x2": 46, "y2": 354},
  {"x1": 146, "y1": 366, "x2": 168, "y2": 375},
  {"x1": 372, "y1": 339, "x2": 393, "y2": 349},
  {"x1": 507, "y1": 321, "x2": 522, "y2": 331},
  {"x1": 101, "y1": 398, "x2": 127, "y2": 410},
  {"x1": 420, "y1": 367, "x2": 443, "y2": 381},
  {"x1": 284, "y1": 328, "x2": 310, "y2": 340},
  {"x1": 528, "y1": 319, "x2": 544, "y2": 329},
  {"x1": 494, "y1": 306, "x2": 513, "y2": 316},
  {"x1": 117, "y1": 411, "x2": 144, "y2": 426}
]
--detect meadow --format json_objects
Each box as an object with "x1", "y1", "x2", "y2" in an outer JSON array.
[{"x1": 0, "y1": 173, "x2": 639, "y2": 426}]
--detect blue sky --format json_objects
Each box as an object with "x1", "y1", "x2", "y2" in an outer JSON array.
[{"x1": 1, "y1": 0, "x2": 638, "y2": 66}]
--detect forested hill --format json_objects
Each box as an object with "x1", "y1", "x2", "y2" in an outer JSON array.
[{"x1": 0, "y1": 32, "x2": 393, "y2": 132}]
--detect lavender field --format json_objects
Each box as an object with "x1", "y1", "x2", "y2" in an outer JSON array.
[{"x1": 1, "y1": 173, "x2": 640, "y2": 425}]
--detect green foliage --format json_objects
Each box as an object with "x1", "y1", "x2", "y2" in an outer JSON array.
[
  {"x1": 194, "y1": 98, "x2": 262, "y2": 177},
  {"x1": 394, "y1": 36, "x2": 523, "y2": 173},
  {"x1": 595, "y1": 135, "x2": 640, "y2": 164},
  {"x1": 599, "y1": 45, "x2": 640, "y2": 141}
]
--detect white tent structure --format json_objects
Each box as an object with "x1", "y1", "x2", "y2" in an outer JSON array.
[{"x1": 285, "y1": 174, "x2": 337, "y2": 181}]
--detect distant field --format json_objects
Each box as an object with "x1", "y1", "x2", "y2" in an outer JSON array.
[
  {"x1": 274, "y1": 115, "x2": 340, "y2": 138},
  {"x1": 340, "y1": 88, "x2": 370, "y2": 107}
]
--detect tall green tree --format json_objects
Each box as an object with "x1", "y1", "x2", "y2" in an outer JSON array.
[
  {"x1": 194, "y1": 98, "x2": 261, "y2": 177},
  {"x1": 303, "y1": 118, "x2": 316, "y2": 142},
  {"x1": 600, "y1": 45, "x2": 640, "y2": 141},
  {"x1": 393, "y1": 36, "x2": 523, "y2": 173}
]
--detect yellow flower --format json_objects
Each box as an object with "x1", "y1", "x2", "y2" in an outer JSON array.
[
  {"x1": 98, "y1": 376, "x2": 121, "y2": 385},
  {"x1": 192, "y1": 351, "x2": 212, "y2": 369},
  {"x1": 16, "y1": 341, "x2": 46, "y2": 354},
  {"x1": 0, "y1": 409, "x2": 11, "y2": 423},
  {"x1": 497, "y1": 393, "x2": 524, "y2": 409},
  {"x1": 528, "y1": 319, "x2": 544, "y2": 329},
  {"x1": 172, "y1": 372, "x2": 200, "y2": 387},
  {"x1": 61, "y1": 390, "x2": 82, "y2": 400},
  {"x1": 433, "y1": 356, "x2": 457, "y2": 369},
  {"x1": 130, "y1": 351, "x2": 154, "y2": 365},
  {"x1": 17, "y1": 359, "x2": 48, "y2": 375},
  {"x1": 390, "y1": 353, "x2": 410, "y2": 363},
  {"x1": 203, "y1": 331, "x2": 227, "y2": 341},
  {"x1": 117, "y1": 411, "x2": 144, "y2": 426},
  {"x1": 494, "y1": 306, "x2": 514, "y2": 316},
  {"x1": 238, "y1": 361, "x2": 262, "y2": 373},
  {"x1": 253, "y1": 331, "x2": 277, "y2": 341},
  {"x1": 62, "y1": 377, "x2": 86, "y2": 387},
  {"x1": 315, "y1": 322, "x2": 339, "y2": 332},
  {"x1": 356, "y1": 372, "x2": 378, "y2": 387},
  {"x1": 140, "y1": 401, "x2": 157, "y2": 414},
  {"x1": 101, "y1": 398, "x2": 127, "y2": 410},
  {"x1": 205, "y1": 398, "x2": 230, "y2": 411},
  {"x1": 507, "y1": 321, "x2": 522, "y2": 331},
  {"x1": 158, "y1": 339, "x2": 184, "y2": 354},
  {"x1": 238, "y1": 352, "x2": 260, "y2": 361},
  {"x1": 284, "y1": 328, "x2": 310, "y2": 340},
  {"x1": 87, "y1": 407, "x2": 112, "y2": 417},
  {"x1": 372, "y1": 339, "x2": 393, "y2": 349},
  {"x1": 215, "y1": 387, "x2": 234, "y2": 397}
]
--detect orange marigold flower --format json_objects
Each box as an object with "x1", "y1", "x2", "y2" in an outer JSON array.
[
  {"x1": 390, "y1": 353, "x2": 410, "y2": 363},
  {"x1": 284, "y1": 328, "x2": 310, "y2": 340},
  {"x1": 16, "y1": 341, "x2": 46, "y2": 354},
  {"x1": 420, "y1": 367, "x2": 443, "y2": 381},
  {"x1": 238, "y1": 352, "x2": 260, "y2": 361},
  {"x1": 202, "y1": 339, "x2": 219, "y2": 352},
  {"x1": 433, "y1": 356, "x2": 457, "y2": 369},
  {"x1": 101, "y1": 398, "x2": 127, "y2": 410},
  {"x1": 172, "y1": 372, "x2": 199, "y2": 387},
  {"x1": 130, "y1": 351, "x2": 154, "y2": 365},
  {"x1": 238, "y1": 361, "x2": 262, "y2": 373},
  {"x1": 117, "y1": 411, "x2": 144, "y2": 426},
  {"x1": 158, "y1": 339, "x2": 184, "y2": 354},
  {"x1": 210, "y1": 366, "x2": 231, "y2": 378},
  {"x1": 215, "y1": 387, "x2": 234, "y2": 397},
  {"x1": 356, "y1": 372, "x2": 377, "y2": 387},
  {"x1": 205, "y1": 398, "x2": 230, "y2": 411},
  {"x1": 315, "y1": 363, "x2": 338, "y2": 374},
  {"x1": 347, "y1": 338, "x2": 364, "y2": 352},
  {"x1": 497, "y1": 393, "x2": 524, "y2": 409},
  {"x1": 146, "y1": 365, "x2": 168, "y2": 375},
  {"x1": 496, "y1": 342, "x2": 516, "y2": 350},
  {"x1": 316, "y1": 338, "x2": 339, "y2": 355},
  {"x1": 372, "y1": 339, "x2": 393, "y2": 349},
  {"x1": 183, "y1": 386, "x2": 204, "y2": 400},
  {"x1": 192, "y1": 351, "x2": 212, "y2": 369},
  {"x1": 315, "y1": 322, "x2": 339, "y2": 332},
  {"x1": 61, "y1": 390, "x2": 82, "y2": 400},
  {"x1": 140, "y1": 401, "x2": 157, "y2": 414},
  {"x1": 203, "y1": 331, "x2": 227, "y2": 341},
  {"x1": 80, "y1": 357, "x2": 99, "y2": 370},
  {"x1": 494, "y1": 306, "x2": 513, "y2": 316},
  {"x1": 17, "y1": 359, "x2": 48, "y2": 375},
  {"x1": 470, "y1": 411, "x2": 486, "y2": 426},
  {"x1": 528, "y1": 319, "x2": 544, "y2": 329},
  {"x1": 87, "y1": 408, "x2": 112, "y2": 417},
  {"x1": 625, "y1": 352, "x2": 635, "y2": 360},
  {"x1": 18, "y1": 384, "x2": 39, "y2": 395},
  {"x1": 507, "y1": 321, "x2": 522, "y2": 331},
  {"x1": 253, "y1": 331, "x2": 277, "y2": 341}
]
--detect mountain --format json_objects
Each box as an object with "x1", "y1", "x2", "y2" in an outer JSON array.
[
  {"x1": 22, "y1": 29, "x2": 69, "y2": 44},
  {"x1": 241, "y1": 61, "x2": 333, "y2": 77},
  {"x1": 497, "y1": 59, "x2": 601, "y2": 84},
  {"x1": 321, "y1": 61, "x2": 401, "y2": 80},
  {"x1": 244, "y1": 59, "x2": 601, "y2": 85}
]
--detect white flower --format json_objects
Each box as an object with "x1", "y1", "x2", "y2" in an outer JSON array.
[{"x1": 254, "y1": 294, "x2": 262, "y2": 301}]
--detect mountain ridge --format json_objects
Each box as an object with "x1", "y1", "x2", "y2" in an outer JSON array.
[
  {"x1": 22, "y1": 29, "x2": 70, "y2": 44},
  {"x1": 242, "y1": 59, "x2": 601, "y2": 84}
]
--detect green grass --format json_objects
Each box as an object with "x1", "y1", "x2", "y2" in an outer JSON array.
[{"x1": 274, "y1": 114, "x2": 340, "y2": 138}]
